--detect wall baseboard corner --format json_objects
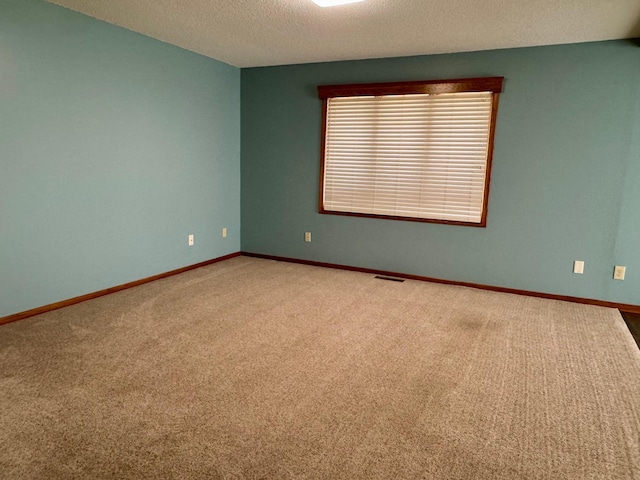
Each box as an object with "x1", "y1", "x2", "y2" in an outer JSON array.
[
  {"x1": 241, "y1": 252, "x2": 640, "y2": 314},
  {"x1": 0, "y1": 252, "x2": 242, "y2": 327}
]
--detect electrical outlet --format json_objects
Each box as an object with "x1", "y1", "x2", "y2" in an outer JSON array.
[
  {"x1": 222, "y1": 228, "x2": 227, "y2": 238},
  {"x1": 613, "y1": 266, "x2": 626, "y2": 280},
  {"x1": 573, "y1": 260, "x2": 584, "y2": 274},
  {"x1": 188, "y1": 234, "x2": 194, "y2": 246},
  {"x1": 304, "y1": 232, "x2": 312, "y2": 242}
]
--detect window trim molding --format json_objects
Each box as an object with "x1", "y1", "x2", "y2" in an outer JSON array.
[
  {"x1": 318, "y1": 77, "x2": 504, "y2": 99},
  {"x1": 317, "y1": 77, "x2": 504, "y2": 227}
]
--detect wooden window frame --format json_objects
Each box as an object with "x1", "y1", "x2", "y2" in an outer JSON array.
[{"x1": 317, "y1": 77, "x2": 504, "y2": 227}]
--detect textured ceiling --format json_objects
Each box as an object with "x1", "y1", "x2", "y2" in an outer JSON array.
[{"x1": 45, "y1": 0, "x2": 640, "y2": 68}]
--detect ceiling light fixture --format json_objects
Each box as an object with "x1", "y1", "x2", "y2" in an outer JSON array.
[{"x1": 312, "y1": 0, "x2": 365, "y2": 7}]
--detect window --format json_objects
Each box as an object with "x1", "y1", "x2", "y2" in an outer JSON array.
[{"x1": 317, "y1": 77, "x2": 503, "y2": 226}]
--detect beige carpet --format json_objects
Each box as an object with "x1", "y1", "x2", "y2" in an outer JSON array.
[{"x1": 1, "y1": 256, "x2": 639, "y2": 479}]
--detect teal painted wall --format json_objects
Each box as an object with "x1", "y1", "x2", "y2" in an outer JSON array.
[
  {"x1": 612, "y1": 64, "x2": 640, "y2": 304},
  {"x1": 241, "y1": 41, "x2": 640, "y2": 305},
  {"x1": 0, "y1": 0, "x2": 241, "y2": 317},
  {"x1": 2, "y1": 0, "x2": 638, "y2": 317}
]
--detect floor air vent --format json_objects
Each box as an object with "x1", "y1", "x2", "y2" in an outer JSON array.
[{"x1": 374, "y1": 276, "x2": 405, "y2": 283}]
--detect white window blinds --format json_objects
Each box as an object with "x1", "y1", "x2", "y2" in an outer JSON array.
[{"x1": 321, "y1": 88, "x2": 498, "y2": 225}]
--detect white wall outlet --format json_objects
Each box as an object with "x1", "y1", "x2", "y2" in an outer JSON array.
[
  {"x1": 613, "y1": 266, "x2": 626, "y2": 280},
  {"x1": 222, "y1": 227, "x2": 227, "y2": 238},
  {"x1": 573, "y1": 260, "x2": 584, "y2": 274},
  {"x1": 304, "y1": 232, "x2": 312, "y2": 243},
  {"x1": 188, "y1": 234, "x2": 194, "y2": 246}
]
